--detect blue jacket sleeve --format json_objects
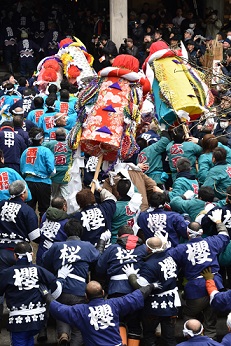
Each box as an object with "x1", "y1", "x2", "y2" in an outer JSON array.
[{"x1": 211, "y1": 290, "x2": 231, "y2": 312}]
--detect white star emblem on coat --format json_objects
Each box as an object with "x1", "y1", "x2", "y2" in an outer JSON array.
[
  {"x1": 168, "y1": 301, "x2": 173, "y2": 308},
  {"x1": 15, "y1": 316, "x2": 23, "y2": 324},
  {"x1": 25, "y1": 316, "x2": 31, "y2": 323},
  {"x1": 161, "y1": 301, "x2": 167, "y2": 309},
  {"x1": 32, "y1": 314, "x2": 38, "y2": 321},
  {"x1": 151, "y1": 301, "x2": 159, "y2": 309}
]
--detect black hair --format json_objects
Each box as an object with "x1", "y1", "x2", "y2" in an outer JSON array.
[
  {"x1": 198, "y1": 186, "x2": 214, "y2": 202},
  {"x1": 4, "y1": 83, "x2": 14, "y2": 93},
  {"x1": 118, "y1": 225, "x2": 134, "y2": 237},
  {"x1": 28, "y1": 127, "x2": 44, "y2": 144},
  {"x1": 148, "y1": 191, "x2": 166, "y2": 207},
  {"x1": 60, "y1": 89, "x2": 69, "y2": 101},
  {"x1": 60, "y1": 78, "x2": 70, "y2": 91},
  {"x1": 45, "y1": 96, "x2": 56, "y2": 108},
  {"x1": 136, "y1": 137, "x2": 148, "y2": 150},
  {"x1": 213, "y1": 147, "x2": 227, "y2": 163},
  {"x1": 226, "y1": 49, "x2": 231, "y2": 58},
  {"x1": 48, "y1": 84, "x2": 58, "y2": 94},
  {"x1": 176, "y1": 157, "x2": 191, "y2": 172},
  {"x1": 1, "y1": 121, "x2": 14, "y2": 128},
  {"x1": 18, "y1": 77, "x2": 27, "y2": 87},
  {"x1": 117, "y1": 179, "x2": 131, "y2": 198},
  {"x1": 34, "y1": 96, "x2": 44, "y2": 108},
  {"x1": 100, "y1": 34, "x2": 108, "y2": 41},
  {"x1": 171, "y1": 126, "x2": 185, "y2": 143},
  {"x1": 64, "y1": 218, "x2": 83, "y2": 238},
  {"x1": 14, "y1": 241, "x2": 32, "y2": 255}
]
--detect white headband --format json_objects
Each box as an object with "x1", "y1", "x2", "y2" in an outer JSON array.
[
  {"x1": 5, "y1": 87, "x2": 14, "y2": 94},
  {"x1": 183, "y1": 321, "x2": 203, "y2": 338},
  {"x1": 10, "y1": 186, "x2": 26, "y2": 199},
  {"x1": 54, "y1": 113, "x2": 66, "y2": 124},
  {"x1": 16, "y1": 252, "x2": 33, "y2": 262},
  {"x1": 13, "y1": 109, "x2": 24, "y2": 115},
  {"x1": 227, "y1": 312, "x2": 231, "y2": 329},
  {"x1": 187, "y1": 226, "x2": 203, "y2": 239},
  {"x1": 146, "y1": 238, "x2": 167, "y2": 253}
]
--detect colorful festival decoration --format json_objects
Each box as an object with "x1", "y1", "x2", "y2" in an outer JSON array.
[
  {"x1": 68, "y1": 55, "x2": 143, "y2": 163},
  {"x1": 56, "y1": 37, "x2": 96, "y2": 84},
  {"x1": 146, "y1": 41, "x2": 210, "y2": 127},
  {"x1": 36, "y1": 56, "x2": 63, "y2": 93}
]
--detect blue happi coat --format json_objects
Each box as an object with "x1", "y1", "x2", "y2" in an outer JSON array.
[{"x1": 50, "y1": 289, "x2": 144, "y2": 346}]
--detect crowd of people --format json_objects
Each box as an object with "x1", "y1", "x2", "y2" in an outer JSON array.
[
  {"x1": 1, "y1": 1, "x2": 231, "y2": 74},
  {"x1": 1, "y1": 1, "x2": 231, "y2": 346}
]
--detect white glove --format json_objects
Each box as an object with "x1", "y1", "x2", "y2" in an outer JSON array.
[
  {"x1": 208, "y1": 209, "x2": 222, "y2": 223},
  {"x1": 100, "y1": 230, "x2": 111, "y2": 242},
  {"x1": 183, "y1": 190, "x2": 195, "y2": 200},
  {"x1": 58, "y1": 264, "x2": 74, "y2": 279},
  {"x1": 122, "y1": 263, "x2": 139, "y2": 277},
  {"x1": 43, "y1": 239, "x2": 53, "y2": 250},
  {"x1": 153, "y1": 281, "x2": 163, "y2": 289},
  {"x1": 92, "y1": 179, "x2": 101, "y2": 191}
]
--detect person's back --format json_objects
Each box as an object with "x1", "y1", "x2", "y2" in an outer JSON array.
[
  {"x1": 169, "y1": 219, "x2": 229, "y2": 297},
  {"x1": 48, "y1": 280, "x2": 147, "y2": 346},
  {"x1": 170, "y1": 186, "x2": 216, "y2": 222},
  {"x1": 111, "y1": 179, "x2": 142, "y2": 243},
  {"x1": 36, "y1": 196, "x2": 69, "y2": 265},
  {"x1": 27, "y1": 96, "x2": 45, "y2": 125},
  {"x1": 0, "y1": 181, "x2": 39, "y2": 251},
  {"x1": 0, "y1": 148, "x2": 32, "y2": 201},
  {"x1": 0, "y1": 121, "x2": 26, "y2": 173},
  {"x1": 73, "y1": 186, "x2": 116, "y2": 245},
  {"x1": 137, "y1": 131, "x2": 171, "y2": 184},
  {"x1": 166, "y1": 127, "x2": 202, "y2": 181},
  {"x1": 0, "y1": 241, "x2": 72, "y2": 346},
  {"x1": 42, "y1": 127, "x2": 72, "y2": 199},
  {"x1": 96, "y1": 225, "x2": 147, "y2": 295},
  {"x1": 168, "y1": 157, "x2": 199, "y2": 200},
  {"x1": 20, "y1": 127, "x2": 55, "y2": 219},
  {"x1": 138, "y1": 191, "x2": 188, "y2": 247},
  {"x1": 202, "y1": 147, "x2": 231, "y2": 199}
]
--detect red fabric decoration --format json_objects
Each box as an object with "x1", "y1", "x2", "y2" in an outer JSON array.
[
  {"x1": 59, "y1": 38, "x2": 73, "y2": 48},
  {"x1": 140, "y1": 77, "x2": 151, "y2": 96},
  {"x1": 43, "y1": 59, "x2": 60, "y2": 72},
  {"x1": 149, "y1": 41, "x2": 169, "y2": 55},
  {"x1": 68, "y1": 65, "x2": 80, "y2": 78},
  {"x1": 42, "y1": 68, "x2": 57, "y2": 82},
  {"x1": 112, "y1": 54, "x2": 139, "y2": 73}
]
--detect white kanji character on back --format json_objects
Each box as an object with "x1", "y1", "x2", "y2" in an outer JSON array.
[
  {"x1": 41, "y1": 220, "x2": 61, "y2": 240},
  {"x1": 4, "y1": 131, "x2": 14, "y2": 148},
  {"x1": 81, "y1": 208, "x2": 105, "y2": 231},
  {"x1": 59, "y1": 243, "x2": 81, "y2": 265},
  {"x1": 186, "y1": 241, "x2": 212, "y2": 266},
  {"x1": 0, "y1": 202, "x2": 21, "y2": 223},
  {"x1": 158, "y1": 256, "x2": 177, "y2": 280},
  {"x1": 88, "y1": 304, "x2": 115, "y2": 330},
  {"x1": 115, "y1": 247, "x2": 137, "y2": 264},
  {"x1": 13, "y1": 267, "x2": 39, "y2": 290},
  {"x1": 147, "y1": 213, "x2": 167, "y2": 234}
]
